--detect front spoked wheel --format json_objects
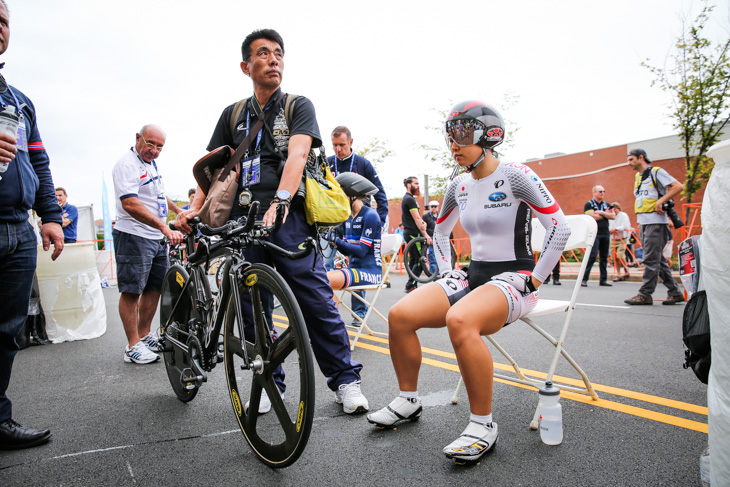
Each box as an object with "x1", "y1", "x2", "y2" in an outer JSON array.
[
  {"x1": 223, "y1": 263, "x2": 315, "y2": 468},
  {"x1": 404, "y1": 237, "x2": 438, "y2": 283}
]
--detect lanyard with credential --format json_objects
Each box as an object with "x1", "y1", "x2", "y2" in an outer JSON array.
[
  {"x1": 134, "y1": 149, "x2": 163, "y2": 196},
  {"x1": 2, "y1": 87, "x2": 27, "y2": 151},
  {"x1": 332, "y1": 154, "x2": 356, "y2": 177}
]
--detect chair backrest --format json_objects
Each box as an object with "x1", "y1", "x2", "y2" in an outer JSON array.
[
  {"x1": 380, "y1": 233, "x2": 403, "y2": 257},
  {"x1": 531, "y1": 215, "x2": 597, "y2": 252}
]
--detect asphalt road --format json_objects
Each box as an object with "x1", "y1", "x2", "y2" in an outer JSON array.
[{"x1": 1, "y1": 271, "x2": 707, "y2": 486}]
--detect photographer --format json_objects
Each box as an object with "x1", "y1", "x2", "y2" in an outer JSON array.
[{"x1": 624, "y1": 149, "x2": 685, "y2": 305}]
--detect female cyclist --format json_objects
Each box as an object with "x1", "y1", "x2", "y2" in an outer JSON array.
[
  {"x1": 327, "y1": 173, "x2": 382, "y2": 296},
  {"x1": 366, "y1": 101, "x2": 571, "y2": 464}
]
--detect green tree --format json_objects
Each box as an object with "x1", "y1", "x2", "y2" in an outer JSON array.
[
  {"x1": 643, "y1": 1, "x2": 730, "y2": 213},
  {"x1": 356, "y1": 137, "x2": 394, "y2": 170},
  {"x1": 418, "y1": 94, "x2": 521, "y2": 196}
]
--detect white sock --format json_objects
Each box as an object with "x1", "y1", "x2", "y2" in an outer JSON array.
[
  {"x1": 470, "y1": 413, "x2": 493, "y2": 426},
  {"x1": 399, "y1": 390, "x2": 419, "y2": 402}
]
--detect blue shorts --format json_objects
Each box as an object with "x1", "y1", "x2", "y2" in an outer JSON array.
[
  {"x1": 335, "y1": 267, "x2": 382, "y2": 288},
  {"x1": 113, "y1": 229, "x2": 168, "y2": 295}
]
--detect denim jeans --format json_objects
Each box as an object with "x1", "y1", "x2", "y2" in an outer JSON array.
[
  {"x1": 0, "y1": 221, "x2": 38, "y2": 422},
  {"x1": 583, "y1": 233, "x2": 610, "y2": 283},
  {"x1": 427, "y1": 244, "x2": 438, "y2": 275}
]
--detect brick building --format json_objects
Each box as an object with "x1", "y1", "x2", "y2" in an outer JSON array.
[{"x1": 385, "y1": 132, "x2": 727, "y2": 259}]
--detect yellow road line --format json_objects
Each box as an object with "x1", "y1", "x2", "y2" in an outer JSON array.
[
  {"x1": 345, "y1": 330, "x2": 708, "y2": 433},
  {"x1": 273, "y1": 316, "x2": 707, "y2": 432}
]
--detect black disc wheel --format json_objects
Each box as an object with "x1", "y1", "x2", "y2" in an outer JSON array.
[
  {"x1": 224, "y1": 263, "x2": 315, "y2": 468},
  {"x1": 160, "y1": 264, "x2": 201, "y2": 403}
]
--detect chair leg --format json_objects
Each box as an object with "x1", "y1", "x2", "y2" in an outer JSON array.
[{"x1": 451, "y1": 376, "x2": 465, "y2": 404}]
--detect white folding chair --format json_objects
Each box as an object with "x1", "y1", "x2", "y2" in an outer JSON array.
[
  {"x1": 451, "y1": 214, "x2": 600, "y2": 429},
  {"x1": 337, "y1": 233, "x2": 403, "y2": 351}
]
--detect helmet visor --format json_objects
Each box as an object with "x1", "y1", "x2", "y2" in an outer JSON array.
[{"x1": 444, "y1": 119, "x2": 486, "y2": 147}]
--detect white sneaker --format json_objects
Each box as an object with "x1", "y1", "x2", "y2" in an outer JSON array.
[
  {"x1": 367, "y1": 396, "x2": 422, "y2": 428},
  {"x1": 443, "y1": 421, "x2": 498, "y2": 462},
  {"x1": 141, "y1": 332, "x2": 162, "y2": 352},
  {"x1": 123, "y1": 342, "x2": 160, "y2": 364},
  {"x1": 335, "y1": 380, "x2": 369, "y2": 414},
  {"x1": 244, "y1": 389, "x2": 284, "y2": 415}
]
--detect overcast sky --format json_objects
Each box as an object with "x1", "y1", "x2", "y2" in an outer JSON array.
[{"x1": 3, "y1": 0, "x2": 729, "y2": 218}]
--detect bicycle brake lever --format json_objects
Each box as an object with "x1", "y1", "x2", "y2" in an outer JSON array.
[
  {"x1": 271, "y1": 203, "x2": 285, "y2": 233},
  {"x1": 241, "y1": 202, "x2": 259, "y2": 233}
]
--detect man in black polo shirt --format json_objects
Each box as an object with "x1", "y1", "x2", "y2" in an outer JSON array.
[
  {"x1": 582, "y1": 185, "x2": 615, "y2": 287},
  {"x1": 401, "y1": 176, "x2": 430, "y2": 293},
  {"x1": 176, "y1": 29, "x2": 368, "y2": 415}
]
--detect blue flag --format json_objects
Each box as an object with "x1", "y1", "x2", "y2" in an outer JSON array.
[{"x1": 102, "y1": 175, "x2": 113, "y2": 250}]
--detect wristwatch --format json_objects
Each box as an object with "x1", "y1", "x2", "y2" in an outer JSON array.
[{"x1": 273, "y1": 189, "x2": 292, "y2": 205}]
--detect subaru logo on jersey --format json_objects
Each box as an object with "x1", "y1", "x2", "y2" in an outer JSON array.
[
  {"x1": 489, "y1": 192, "x2": 507, "y2": 202},
  {"x1": 531, "y1": 175, "x2": 539, "y2": 183}
]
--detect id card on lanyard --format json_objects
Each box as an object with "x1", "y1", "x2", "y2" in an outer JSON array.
[
  {"x1": 135, "y1": 150, "x2": 167, "y2": 218},
  {"x1": 152, "y1": 161, "x2": 167, "y2": 218},
  {"x1": 242, "y1": 111, "x2": 263, "y2": 188},
  {"x1": 4, "y1": 88, "x2": 28, "y2": 151}
]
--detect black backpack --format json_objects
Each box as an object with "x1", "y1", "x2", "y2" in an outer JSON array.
[{"x1": 682, "y1": 290, "x2": 711, "y2": 384}]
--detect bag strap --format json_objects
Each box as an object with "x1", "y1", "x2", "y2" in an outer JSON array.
[
  {"x1": 263, "y1": 93, "x2": 301, "y2": 163},
  {"x1": 285, "y1": 93, "x2": 299, "y2": 125},
  {"x1": 229, "y1": 97, "x2": 249, "y2": 136},
  {"x1": 218, "y1": 92, "x2": 284, "y2": 183},
  {"x1": 649, "y1": 166, "x2": 666, "y2": 197}
]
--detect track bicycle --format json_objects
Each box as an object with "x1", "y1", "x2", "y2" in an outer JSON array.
[
  {"x1": 159, "y1": 202, "x2": 317, "y2": 468},
  {"x1": 403, "y1": 236, "x2": 458, "y2": 283}
]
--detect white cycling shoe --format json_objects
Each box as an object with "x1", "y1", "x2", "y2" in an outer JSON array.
[
  {"x1": 443, "y1": 421, "x2": 498, "y2": 463},
  {"x1": 367, "y1": 396, "x2": 422, "y2": 428}
]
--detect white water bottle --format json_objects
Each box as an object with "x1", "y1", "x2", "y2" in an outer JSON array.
[
  {"x1": 0, "y1": 106, "x2": 18, "y2": 174},
  {"x1": 538, "y1": 381, "x2": 563, "y2": 445}
]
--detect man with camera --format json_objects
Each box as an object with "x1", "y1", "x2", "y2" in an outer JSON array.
[{"x1": 624, "y1": 148, "x2": 685, "y2": 305}]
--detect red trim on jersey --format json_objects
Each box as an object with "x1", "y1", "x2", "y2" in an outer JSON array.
[
  {"x1": 28, "y1": 142, "x2": 44, "y2": 151},
  {"x1": 527, "y1": 201, "x2": 561, "y2": 215},
  {"x1": 436, "y1": 207, "x2": 456, "y2": 224}
]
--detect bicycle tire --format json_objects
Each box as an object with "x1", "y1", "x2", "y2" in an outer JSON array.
[
  {"x1": 404, "y1": 237, "x2": 438, "y2": 283},
  {"x1": 223, "y1": 263, "x2": 315, "y2": 468},
  {"x1": 160, "y1": 264, "x2": 201, "y2": 402}
]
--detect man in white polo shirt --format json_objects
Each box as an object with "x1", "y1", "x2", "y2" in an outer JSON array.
[{"x1": 112, "y1": 124, "x2": 183, "y2": 364}]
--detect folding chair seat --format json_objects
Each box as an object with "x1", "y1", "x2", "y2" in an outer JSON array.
[
  {"x1": 337, "y1": 233, "x2": 403, "y2": 351},
  {"x1": 451, "y1": 214, "x2": 600, "y2": 429}
]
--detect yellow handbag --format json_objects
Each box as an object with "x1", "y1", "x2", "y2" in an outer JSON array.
[{"x1": 302, "y1": 147, "x2": 350, "y2": 228}]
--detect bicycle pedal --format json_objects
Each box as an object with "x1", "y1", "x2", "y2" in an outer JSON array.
[{"x1": 180, "y1": 368, "x2": 204, "y2": 389}]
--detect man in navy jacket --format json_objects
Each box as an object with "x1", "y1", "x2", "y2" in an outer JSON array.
[
  {"x1": 0, "y1": 0, "x2": 64, "y2": 451},
  {"x1": 327, "y1": 126, "x2": 389, "y2": 320}
]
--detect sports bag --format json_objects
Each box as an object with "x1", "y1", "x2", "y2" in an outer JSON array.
[
  {"x1": 302, "y1": 147, "x2": 350, "y2": 228},
  {"x1": 682, "y1": 290, "x2": 711, "y2": 384},
  {"x1": 192, "y1": 94, "x2": 282, "y2": 226},
  {"x1": 193, "y1": 146, "x2": 237, "y2": 227}
]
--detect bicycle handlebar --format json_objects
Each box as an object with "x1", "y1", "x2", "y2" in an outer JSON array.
[{"x1": 175, "y1": 202, "x2": 313, "y2": 264}]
